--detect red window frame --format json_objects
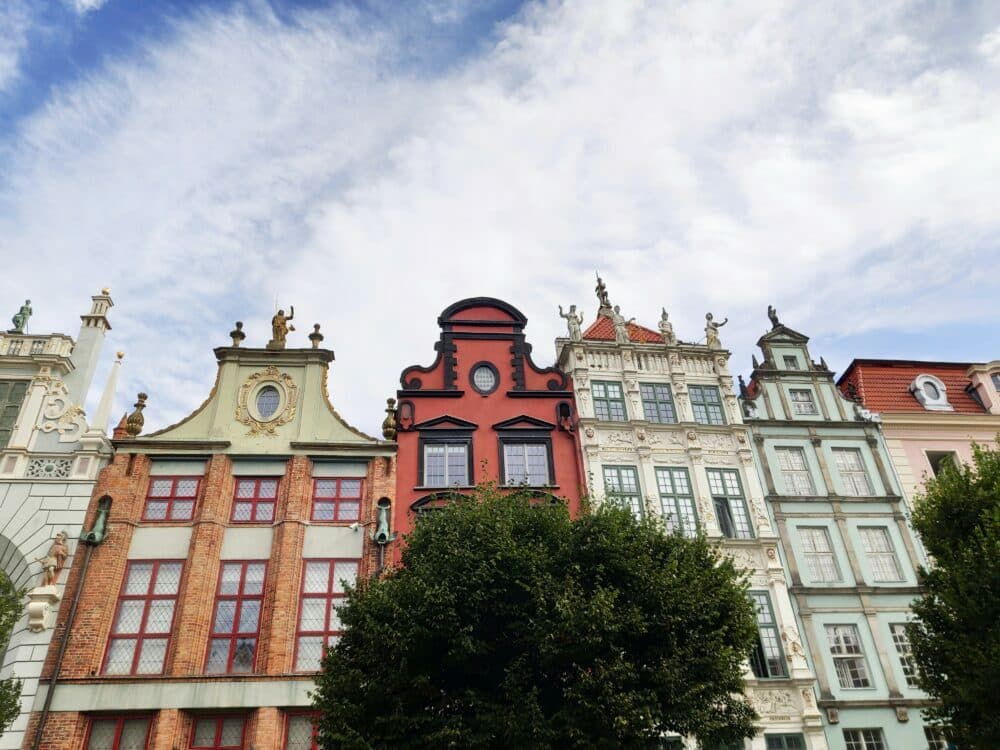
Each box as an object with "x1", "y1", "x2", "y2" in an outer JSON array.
[
  {"x1": 231, "y1": 477, "x2": 279, "y2": 523},
  {"x1": 85, "y1": 716, "x2": 153, "y2": 749},
  {"x1": 205, "y1": 560, "x2": 267, "y2": 674},
  {"x1": 294, "y1": 558, "x2": 359, "y2": 672},
  {"x1": 189, "y1": 715, "x2": 247, "y2": 749},
  {"x1": 103, "y1": 560, "x2": 183, "y2": 676},
  {"x1": 143, "y1": 475, "x2": 201, "y2": 521},
  {"x1": 311, "y1": 478, "x2": 362, "y2": 522},
  {"x1": 284, "y1": 712, "x2": 319, "y2": 750}
]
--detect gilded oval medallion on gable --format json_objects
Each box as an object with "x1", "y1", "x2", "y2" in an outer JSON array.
[{"x1": 235, "y1": 365, "x2": 298, "y2": 436}]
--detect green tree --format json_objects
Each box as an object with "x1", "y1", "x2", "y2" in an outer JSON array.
[
  {"x1": 313, "y1": 484, "x2": 758, "y2": 749},
  {"x1": 0, "y1": 569, "x2": 23, "y2": 736},
  {"x1": 909, "y1": 440, "x2": 1000, "y2": 749}
]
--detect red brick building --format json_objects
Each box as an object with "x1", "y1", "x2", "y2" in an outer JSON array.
[
  {"x1": 392, "y1": 298, "x2": 584, "y2": 552},
  {"x1": 26, "y1": 325, "x2": 395, "y2": 749}
]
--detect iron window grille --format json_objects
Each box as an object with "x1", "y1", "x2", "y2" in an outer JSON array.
[
  {"x1": 859, "y1": 526, "x2": 903, "y2": 582},
  {"x1": 655, "y1": 467, "x2": 698, "y2": 536},
  {"x1": 311, "y1": 478, "x2": 363, "y2": 522},
  {"x1": 602, "y1": 465, "x2": 644, "y2": 519},
  {"x1": 85, "y1": 717, "x2": 152, "y2": 750},
  {"x1": 890, "y1": 623, "x2": 920, "y2": 688},
  {"x1": 501, "y1": 441, "x2": 551, "y2": 486},
  {"x1": 143, "y1": 476, "x2": 200, "y2": 521},
  {"x1": 689, "y1": 385, "x2": 726, "y2": 425},
  {"x1": 749, "y1": 591, "x2": 787, "y2": 678},
  {"x1": 843, "y1": 729, "x2": 886, "y2": 750},
  {"x1": 295, "y1": 559, "x2": 359, "y2": 672},
  {"x1": 833, "y1": 448, "x2": 874, "y2": 496},
  {"x1": 640, "y1": 383, "x2": 677, "y2": 423},
  {"x1": 826, "y1": 624, "x2": 872, "y2": 688},
  {"x1": 189, "y1": 716, "x2": 246, "y2": 749},
  {"x1": 592, "y1": 381, "x2": 628, "y2": 421},
  {"x1": 104, "y1": 560, "x2": 183, "y2": 675},
  {"x1": 232, "y1": 477, "x2": 279, "y2": 523},
  {"x1": 285, "y1": 714, "x2": 319, "y2": 750},
  {"x1": 789, "y1": 389, "x2": 819, "y2": 415},
  {"x1": 206, "y1": 561, "x2": 266, "y2": 674},
  {"x1": 0, "y1": 380, "x2": 28, "y2": 448},
  {"x1": 707, "y1": 469, "x2": 753, "y2": 539},
  {"x1": 775, "y1": 447, "x2": 815, "y2": 495},
  {"x1": 799, "y1": 527, "x2": 841, "y2": 583}
]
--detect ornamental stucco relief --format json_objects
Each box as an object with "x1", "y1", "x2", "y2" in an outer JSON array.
[{"x1": 235, "y1": 365, "x2": 298, "y2": 437}]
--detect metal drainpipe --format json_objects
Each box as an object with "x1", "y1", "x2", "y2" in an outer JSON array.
[{"x1": 31, "y1": 496, "x2": 111, "y2": 750}]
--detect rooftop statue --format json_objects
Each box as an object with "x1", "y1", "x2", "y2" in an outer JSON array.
[
  {"x1": 10, "y1": 299, "x2": 31, "y2": 333},
  {"x1": 595, "y1": 273, "x2": 611, "y2": 313},
  {"x1": 767, "y1": 304, "x2": 781, "y2": 329},
  {"x1": 558, "y1": 304, "x2": 584, "y2": 341},
  {"x1": 611, "y1": 305, "x2": 635, "y2": 345},
  {"x1": 658, "y1": 308, "x2": 677, "y2": 345},
  {"x1": 268, "y1": 306, "x2": 295, "y2": 350},
  {"x1": 704, "y1": 312, "x2": 728, "y2": 350}
]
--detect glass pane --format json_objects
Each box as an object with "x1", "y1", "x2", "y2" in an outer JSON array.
[
  {"x1": 170, "y1": 500, "x2": 194, "y2": 519},
  {"x1": 144, "y1": 600, "x2": 175, "y2": 633},
  {"x1": 135, "y1": 637, "x2": 167, "y2": 673},
  {"x1": 219, "y1": 564, "x2": 242, "y2": 595},
  {"x1": 447, "y1": 445, "x2": 467, "y2": 484},
  {"x1": 314, "y1": 479, "x2": 337, "y2": 498},
  {"x1": 238, "y1": 600, "x2": 261, "y2": 632},
  {"x1": 296, "y1": 636, "x2": 323, "y2": 672},
  {"x1": 213, "y1": 600, "x2": 237, "y2": 633},
  {"x1": 256, "y1": 502, "x2": 275, "y2": 522},
  {"x1": 338, "y1": 501, "x2": 360, "y2": 521},
  {"x1": 113, "y1": 600, "x2": 145, "y2": 634},
  {"x1": 313, "y1": 501, "x2": 335, "y2": 521},
  {"x1": 154, "y1": 562, "x2": 182, "y2": 594},
  {"x1": 259, "y1": 478, "x2": 278, "y2": 498},
  {"x1": 175, "y1": 478, "x2": 199, "y2": 497},
  {"x1": 144, "y1": 501, "x2": 168, "y2": 520},
  {"x1": 125, "y1": 564, "x2": 153, "y2": 595},
  {"x1": 119, "y1": 720, "x2": 149, "y2": 750},
  {"x1": 148, "y1": 478, "x2": 173, "y2": 497},
  {"x1": 299, "y1": 598, "x2": 327, "y2": 631},
  {"x1": 333, "y1": 561, "x2": 358, "y2": 593},
  {"x1": 206, "y1": 638, "x2": 230, "y2": 672},
  {"x1": 504, "y1": 444, "x2": 526, "y2": 484},
  {"x1": 303, "y1": 561, "x2": 330, "y2": 593},
  {"x1": 231, "y1": 638, "x2": 256, "y2": 672},
  {"x1": 87, "y1": 720, "x2": 117, "y2": 750},
  {"x1": 220, "y1": 717, "x2": 244, "y2": 746},
  {"x1": 236, "y1": 479, "x2": 257, "y2": 498},
  {"x1": 244, "y1": 564, "x2": 265, "y2": 594},
  {"x1": 329, "y1": 601, "x2": 343, "y2": 631},
  {"x1": 192, "y1": 718, "x2": 218, "y2": 746},
  {"x1": 340, "y1": 479, "x2": 362, "y2": 498},
  {"x1": 257, "y1": 385, "x2": 281, "y2": 419},
  {"x1": 424, "y1": 445, "x2": 445, "y2": 485},
  {"x1": 103, "y1": 638, "x2": 136, "y2": 674},
  {"x1": 233, "y1": 502, "x2": 253, "y2": 522},
  {"x1": 286, "y1": 716, "x2": 316, "y2": 749}
]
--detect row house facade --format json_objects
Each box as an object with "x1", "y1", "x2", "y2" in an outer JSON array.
[
  {"x1": 741, "y1": 315, "x2": 937, "y2": 750},
  {"x1": 837, "y1": 358, "x2": 1000, "y2": 506},
  {"x1": 26, "y1": 319, "x2": 395, "y2": 750},
  {"x1": 555, "y1": 281, "x2": 826, "y2": 750},
  {"x1": 392, "y1": 297, "x2": 584, "y2": 546},
  {"x1": 0, "y1": 292, "x2": 119, "y2": 750}
]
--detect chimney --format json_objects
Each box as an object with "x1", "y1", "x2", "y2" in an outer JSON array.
[{"x1": 64, "y1": 289, "x2": 113, "y2": 407}]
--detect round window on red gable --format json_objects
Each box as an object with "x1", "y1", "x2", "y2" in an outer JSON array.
[{"x1": 470, "y1": 362, "x2": 500, "y2": 395}]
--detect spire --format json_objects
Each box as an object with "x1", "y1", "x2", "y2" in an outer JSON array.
[
  {"x1": 64, "y1": 288, "x2": 114, "y2": 407},
  {"x1": 92, "y1": 351, "x2": 124, "y2": 435},
  {"x1": 595, "y1": 273, "x2": 612, "y2": 317}
]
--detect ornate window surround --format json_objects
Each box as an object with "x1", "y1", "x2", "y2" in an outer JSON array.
[{"x1": 908, "y1": 373, "x2": 953, "y2": 411}]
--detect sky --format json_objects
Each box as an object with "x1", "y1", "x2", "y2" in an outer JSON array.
[{"x1": 1, "y1": 0, "x2": 999, "y2": 436}]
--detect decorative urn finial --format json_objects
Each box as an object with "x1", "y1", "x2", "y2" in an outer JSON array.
[
  {"x1": 230, "y1": 321, "x2": 246, "y2": 347},
  {"x1": 382, "y1": 398, "x2": 398, "y2": 440},
  {"x1": 309, "y1": 324, "x2": 324, "y2": 349},
  {"x1": 125, "y1": 393, "x2": 147, "y2": 437}
]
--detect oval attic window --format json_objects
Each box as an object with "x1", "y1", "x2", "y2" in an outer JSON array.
[
  {"x1": 256, "y1": 386, "x2": 281, "y2": 420},
  {"x1": 472, "y1": 365, "x2": 497, "y2": 394},
  {"x1": 922, "y1": 381, "x2": 940, "y2": 400}
]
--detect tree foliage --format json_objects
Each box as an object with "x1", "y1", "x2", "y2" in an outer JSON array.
[
  {"x1": 909, "y1": 440, "x2": 1000, "y2": 750},
  {"x1": 313, "y1": 485, "x2": 758, "y2": 749},
  {"x1": 0, "y1": 570, "x2": 23, "y2": 736}
]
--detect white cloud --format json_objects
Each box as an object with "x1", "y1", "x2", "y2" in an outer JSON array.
[
  {"x1": 978, "y1": 26, "x2": 1000, "y2": 66},
  {"x1": 0, "y1": 1, "x2": 33, "y2": 93},
  {"x1": 70, "y1": 0, "x2": 108, "y2": 14},
  {"x1": 1, "y1": 1, "x2": 1000, "y2": 435}
]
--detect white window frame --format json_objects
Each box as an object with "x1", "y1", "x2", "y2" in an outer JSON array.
[
  {"x1": 826, "y1": 624, "x2": 872, "y2": 689},
  {"x1": 775, "y1": 447, "x2": 815, "y2": 496},
  {"x1": 859, "y1": 526, "x2": 903, "y2": 582},
  {"x1": 422, "y1": 442, "x2": 469, "y2": 487},
  {"x1": 789, "y1": 388, "x2": 818, "y2": 415},
  {"x1": 843, "y1": 728, "x2": 886, "y2": 750},
  {"x1": 890, "y1": 622, "x2": 919, "y2": 689},
  {"x1": 833, "y1": 448, "x2": 874, "y2": 496},
  {"x1": 799, "y1": 526, "x2": 841, "y2": 583},
  {"x1": 502, "y1": 442, "x2": 550, "y2": 486},
  {"x1": 909, "y1": 373, "x2": 953, "y2": 411}
]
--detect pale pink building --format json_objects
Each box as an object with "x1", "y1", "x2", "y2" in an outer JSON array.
[{"x1": 837, "y1": 359, "x2": 1000, "y2": 505}]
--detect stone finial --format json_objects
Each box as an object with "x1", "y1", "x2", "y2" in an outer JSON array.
[
  {"x1": 767, "y1": 304, "x2": 780, "y2": 329},
  {"x1": 309, "y1": 324, "x2": 324, "y2": 349},
  {"x1": 230, "y1": 321, "x2": 246, "y2": 347},
  {"x1": 9, "y1": 299, "x2": 32, "y2": 333},
  {"x1": 595, "y1": 273, "x2": 612, "y2": 315},
  {"x1": 382, "y1": 398, "x2": 398, "y2": 440},
  {"x1": 125, "y1": 393, "x2": 147, "y2": 437}
]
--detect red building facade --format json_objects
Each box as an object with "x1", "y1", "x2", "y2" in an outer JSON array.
[{"x1": 393, "y1": 298, "x2": 584, "y2": 547}]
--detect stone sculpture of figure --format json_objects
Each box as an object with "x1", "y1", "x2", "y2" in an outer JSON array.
[
  {"x1": 595, "y1": 273, "x2": 611, "y2": 312},
  {"x1": 610, "y1": 305, "x2": 634, "y2": 345},
  {"x1": 658, "y1": 308, "x2": 677, "y2": 345},
  {"x1": 268, "y1": 306, "x2": 295, "y2": 350},
  {"x1": 767, "y1": 304, "x2": 780, "y2": 329},
  {"x1": 37, "y1": 531, "x2": 68, "y2": 587},
  {"x1": 10, "y1": 300, "x2": 32, "y2": 333},
  {"x1": 704, "y1": 312, "x2": 728, "y2": 350},
  {"x1": 558, "y1": 304, "x2": 584, "y2": 341}
]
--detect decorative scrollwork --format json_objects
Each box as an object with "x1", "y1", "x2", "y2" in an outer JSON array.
[{"x1": 235, "y1": 366, "x2": 298, "y2": 437}]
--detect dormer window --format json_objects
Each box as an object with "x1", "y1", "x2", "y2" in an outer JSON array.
[
  {"x1": 992, "y1": 373, "x2": 1000, "y2": 391},
  {"x1": 909, "y1": 374, "x2": 952, "y2": 411},
  {"x1": 783, "y1": 356, "x2": 800, "y2": 370}
]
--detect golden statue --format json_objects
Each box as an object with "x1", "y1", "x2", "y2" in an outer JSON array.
[{"x1": 268, "y1": 306, "x2": 295, "y2": 350}]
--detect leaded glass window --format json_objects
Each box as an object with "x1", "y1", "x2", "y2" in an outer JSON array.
[
  {"x1": 296, "y1": 559, "x2": 358, "y2": 671},
  {"x1": 603, "y1": 465, "x2": 643, "y2": 519},
  {"x1": 775, "y1": 447, "x2": 815, "y2": 495},
  {"x1": 87, "y1": 717, "x2": 151, "y2": 749},
  {"x1": 749, "y1": 591, "x2": 787, "y2": 678},
  {"x1": 890, "y1": 622, "x2": 919, "y2": 688},
  {"x1": 592, "y1": 381, "x2": 627, "y2": 421},
  {"x1": 206, "y1": 561, "x2": 266, "y2": 674},
  {"x1": 834, "y1": 448, "x2": 873, "y2": 496},
  {"x1": 655, "y1": 467, "x2": 697, "y2": 536},
  {"x1": 790, "y1": 389, "x2": 818, "y2": 415},
  {"x1": 255, "y1": 386, "x2": 280, "y2": 419},
  {"x1": 826, "y1": 624, "x2": 871, "y2": 688},
  {"x1": 104, "y1": 561, "x2": 182, "y2": 675},
  {"x1": 799, "y1": 527, "x2": 841, "y2": 583},
  {"x1": 640, "y1": 383, "x2": 676, "y2": 423},
  {"x1": 859, "y1": 526, "x2": 903, "y2": 582},
  {"x1": 286, "y1": 715, "x2": 318, "y2": 750},
  {"x1": 689, "y1": 385, "x2": 725, "y2": 425}
]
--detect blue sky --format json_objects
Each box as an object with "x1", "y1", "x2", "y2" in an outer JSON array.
[{"x1": 1, "y1": 0, "x2": 999, "y2": 435}]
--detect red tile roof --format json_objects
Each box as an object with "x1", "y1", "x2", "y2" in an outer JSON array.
[
  {"x1": 838, "y1": 360, "x2": 985, "y2": 414},
  {"x1": 582, "y1": 316, "x2": 664, "y2": 344}
]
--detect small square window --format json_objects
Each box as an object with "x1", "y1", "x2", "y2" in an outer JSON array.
[
  {"x1": 926, "y1": 451, "x2": 957, "y2": 477},
  {"x1": 640, "y1": 383, "x2": 676, "y2": 423},
  {"x1": 143, "y1": 476, "x2": 200, "y2": 521},
  {"x1": 190, "y1": 716, "x2": 245, "y2": 749},
  {"x1": 421, "y1": 442, "x2": 470, "y2": 487},
  {"x1": 843, "y1": 728, "x2": 885, "y2": 750},
  {"x1": 87, "y1": 717, "x2": 152, "y2": 749},
  {"x1": 592, "y1": 381, "x2": 628, "y2": 421},
  {"x1": 286, "y1": 715, "x2": 319, "y2": 750},
  {"x1": 689, "y1": 385, "x2": 725, "y2": 425},
  {"x1": 232, "y1": 477, "x2": 279, "y2": 523},
  {"x1": 789, "y1": 389, "x2": 818, "y2": 415},
  {"x1": 782, "y1": 356, "x2": 800, "y2": 370}
]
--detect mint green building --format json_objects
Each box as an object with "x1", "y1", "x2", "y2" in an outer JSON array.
[{"x1": 739, "y1": 312, "x2": 945, "y2": 750}]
